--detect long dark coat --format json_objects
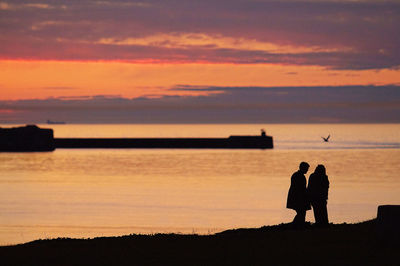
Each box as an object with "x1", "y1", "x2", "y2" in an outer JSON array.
[
  {"x1": 307, "y1": 173, "x2": 329, "y2": 203},
  {"x1": 286, "y1": 171, "x2": 311, "y2": 211}
]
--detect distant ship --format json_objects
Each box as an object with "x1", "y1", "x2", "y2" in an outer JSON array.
[{"x1": 47, "y1": 120, "x2": 66, "y2": 125}]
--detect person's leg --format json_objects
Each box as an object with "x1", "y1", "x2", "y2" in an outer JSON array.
[
  {"x1": 320, "y1": 203, "x2": 329, "y2": 225},
  {"x1": 314, "y1": 202, "x2": 329, "y2": 226},
  {"x1": 293, "y1": 209, "x2": 306, "y2": 225},
  {"x1": 299, "y1": 209, "x2": 306, "y2": 224},
  {"x1": 312, "y1": 203, "x2": 319, "y2": 224}
]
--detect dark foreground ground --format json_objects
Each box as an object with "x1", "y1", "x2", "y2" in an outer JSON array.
[{"x1": 0, "y1": 220, "x2": 397, "y2": 266}]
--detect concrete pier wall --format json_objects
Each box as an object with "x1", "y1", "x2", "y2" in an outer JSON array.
[
  {"x1": 55, "y1": 135, "x2": 273, "y2": 149},
  {"x1": 0, "y1": 125, "x2": 273, "y2": 151},
  {"x1": 0, "y1": 125, "x2": 55, "y2": 152}
]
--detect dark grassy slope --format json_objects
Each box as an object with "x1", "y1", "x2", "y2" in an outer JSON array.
[{"x1": 0, "y1": 220, "x2": 397, "y2": 266}]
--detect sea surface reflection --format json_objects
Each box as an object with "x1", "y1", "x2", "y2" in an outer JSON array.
[{"x1": 0, "y1": 124, "x2": 399, "y2": 245}]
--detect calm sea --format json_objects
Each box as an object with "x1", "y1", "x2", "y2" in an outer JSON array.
[{"x1": 0, "y1": 124, "x2": 399, "y2": 245}]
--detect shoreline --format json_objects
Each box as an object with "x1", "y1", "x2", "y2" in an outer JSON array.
[{"x1": 1, "y1": 219, "x2": 397, "y2": 265}]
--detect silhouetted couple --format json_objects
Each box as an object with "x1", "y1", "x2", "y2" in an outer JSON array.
[{"x1": 286, "y1": 162, "x2": 330, "y2": 227}]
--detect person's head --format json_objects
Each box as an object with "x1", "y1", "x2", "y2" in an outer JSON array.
[
  {"x1": 315, "y1": 164, "x2": 326, "y2": 175},
  {"x1": 299, "y1": 162, "x2": 310, "y2": 174}
]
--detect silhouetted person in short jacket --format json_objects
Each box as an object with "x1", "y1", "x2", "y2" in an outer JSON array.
[
  {"x1": 307, "y1": 164, "x2": 330, "y2": 226},
  {"x1": 287, "y1": 162, "x2": 311, "y2": 226}
]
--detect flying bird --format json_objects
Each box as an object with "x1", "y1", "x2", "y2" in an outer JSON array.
[{"x1": 322, "y1": 134, "x2": 331, "y2": 142}]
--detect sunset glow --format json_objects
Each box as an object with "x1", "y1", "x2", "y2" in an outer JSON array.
[
  {"x1": 0, "y1": 0, "x2": 399, "y2": 122},
  {"x1": 1, "y1": 60, "x2": 400, "y2": 100}
]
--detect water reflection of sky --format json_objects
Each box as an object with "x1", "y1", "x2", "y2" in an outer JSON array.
[
  {"x1": 275, "y1": 140, "x2": 400, "y2": 150},
  {"x1": 0, "y1": 124, "x2": 399, "y2": 245}
]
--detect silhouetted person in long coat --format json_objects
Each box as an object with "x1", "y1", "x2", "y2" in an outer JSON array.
[
  {"x1": 307, "y1": 164, "x2": 330, "y2": 226},
  {"x1": 287, "y1": 162, "x2": 311, "y2": 226}
]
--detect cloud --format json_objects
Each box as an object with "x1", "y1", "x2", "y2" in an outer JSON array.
[
  {"x1": 0, "y1": 2, "x2": 57, "y2": 10},
  {"x1": 97, "y1": 33, "x2": 337, "y2": 54},
  {"x1": 24, "y1": 3, "x2": 52, "y2": 9},
  {"x1": 0, "y1": 0, "x2": 399, "y2": 69},
  {"x1": 0, "y1": 2, "x2": 10, "y2": 10},
  {"x1": 0, "y1": 108, "x2": 14, "y2": 113},
  {"x1": 1, "y1": 85, "x2": 399, "y2": 123}
]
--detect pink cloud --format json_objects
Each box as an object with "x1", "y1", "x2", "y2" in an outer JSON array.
[{"x1": 0, "y1": 0, "x2": 399, "y2": 69}]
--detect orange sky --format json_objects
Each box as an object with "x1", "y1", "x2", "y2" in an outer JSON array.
[
  {"x1": 1, "y1": 0, "x2": 400, "y2": 105},
  {"x1": 1, "y1": 60, "x2": 400, "y2": 100}
]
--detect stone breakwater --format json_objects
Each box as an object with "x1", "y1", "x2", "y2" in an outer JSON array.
[
  {"x1": 0, "y1": 125, "x2": 273, "y2": 151},
  {"x1": 0, "y1": 125, "x2": 55, "y2": 151}
]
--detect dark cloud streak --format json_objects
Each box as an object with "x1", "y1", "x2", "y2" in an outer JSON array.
[{"x1": 1, "y1": 85, "x2": 399, "y2": 123}]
